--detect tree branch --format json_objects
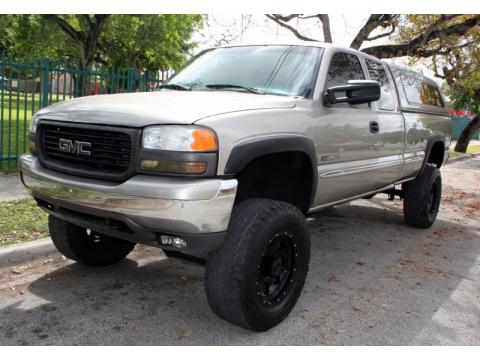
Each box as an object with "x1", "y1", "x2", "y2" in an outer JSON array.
[
  {"x1": 350, "y1": 14, "x2": 399, "y2": 49},
  {"x1": 431, "y1": 56, "x2": 446, "y2": 79},
  {"x1": 318, "y1": 14, "x2": 332, "y2": 43},
  {"x1": 265, "y1": 14, "x2": 318, "y2": 42},
  {"x1": 365, "y1": 25, "x2": 396, "y2": 41},
  {"x1": 420, "y1": 14, "x2": 459, "y2": 44},
  {"x1": 298, "y1": 15, "x2": 319, "y2": 20},
  {"x1": 43, "y1": 15, "x2": 83, "y2": 44},
  {"x1": 80, "y1": 14, "x2": 94, "y2": 27},
  {"x1": 270, "y1": 14, "x2": 302, "y2": 22},
  {"x1": 361, "y1": 15, "x2": 480, "y2": 59},
  {"x1": 44, "y1": 14, "x2": 111, "y2": 69}
]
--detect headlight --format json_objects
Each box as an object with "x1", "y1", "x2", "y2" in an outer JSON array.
[
  {"x1": 29, "y1": 115, "x2": 40, "y2": 134},
  {"x1": 140, "y1": 126, "x2": 218, "y2": 175},
  {"x1": 142, "y1": 126, "x2": 218, "y2": 152}
]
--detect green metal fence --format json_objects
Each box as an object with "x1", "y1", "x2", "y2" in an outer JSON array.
[
  {"x1": 0, "y1": 52, "x2": 164, "y2": 172},
  {"x1": 451, "y1": 116, "x2": 480, "y2": 141}
]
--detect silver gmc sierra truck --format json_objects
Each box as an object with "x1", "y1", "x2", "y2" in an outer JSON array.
[{"x1": 19, "y1": 43, "x2": 451, "y2": 331}]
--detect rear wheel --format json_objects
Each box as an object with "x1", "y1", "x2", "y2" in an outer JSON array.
[
  {"x1": 403, "y1": 165, "x2": 442, "y2": 228},
  {"x1": 48, "y1": 216, "x2": 135, "y2": 266},
  {"x1": 205, "y1": 199, "x2": 310, "y2": 331}
]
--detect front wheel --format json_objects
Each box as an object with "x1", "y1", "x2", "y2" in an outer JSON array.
[
  {"x1": 403, "y1": 165, "x2": 442, "y2": 228},
  {"x1": 205, "y1": 199, "x2": 310, "y2": 331},
  {"x1": 48, "y1": 216, "x2": 135, "y2": 266}
]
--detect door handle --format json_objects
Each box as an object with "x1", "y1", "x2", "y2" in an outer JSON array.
[{"x1": 369, "y1": 121, "x2": 380, "y2": 133}]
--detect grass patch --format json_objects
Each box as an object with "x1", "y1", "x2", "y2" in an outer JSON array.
[
  {"x1": 449, "y1": 144, "x2": 480, "y2": 158},
  {"x1": 0, "y1": 92, "x2": 66, "y2": 173},
  {"x1": 0, "y1": 199, "x2": 49, "y2": 247},
  {"x1": 1, "y1": 93, "x2": 39, "y2": 173}
]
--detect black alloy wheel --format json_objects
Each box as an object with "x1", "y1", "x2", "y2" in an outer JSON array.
[{"x1": 257, "y1": 232, "x2": 297, "y2": 305}]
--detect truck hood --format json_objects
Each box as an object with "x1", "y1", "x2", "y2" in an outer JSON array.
[{"x1": 36, "y1": 90, "x2": 297, "y2": 127}]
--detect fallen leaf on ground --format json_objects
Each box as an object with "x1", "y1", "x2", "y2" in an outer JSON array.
[
  {"x1": 176, "y1": 326, "x2": 186, "y2": 341},
  {"x1": 327, "y1": 275, "x2": 339, "y2": 283},
  {"x1": 420, "y1": 267, "x2": 442, "y2": 274},
  {"x1": 352, "y1": 307, "x2": 362, "y2": 315}
]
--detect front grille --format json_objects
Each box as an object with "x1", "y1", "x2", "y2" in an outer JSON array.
[{"x1": 39, "y1": 122, "x2": 135, "y2": 181}]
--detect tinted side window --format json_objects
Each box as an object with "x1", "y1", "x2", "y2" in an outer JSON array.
[
  {"x1": 365, "y1": 59, "x2": 395, "y2": 111},
  {"x1": 401, "y1": 74, "x2": 444, "y2": 107},
  {"x1": 326, "y1": 53, "x2": 365, "y2": 88}
]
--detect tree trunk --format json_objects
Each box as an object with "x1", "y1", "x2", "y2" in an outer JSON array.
[
  {"x1": 42, "y1": 15, "x2": 110, "y2": 97},
  {"x1": 318, "y1": 15, "x2": 332, "y2": 43},
  {"x1": 454, "y1": 113, "x2": 480, "y2": 153},
  {"x1": 71, "y1": 49, "x2": 95, "y2": 97}
]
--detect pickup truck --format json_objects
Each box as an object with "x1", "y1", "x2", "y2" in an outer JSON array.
[{"x1": 19, "y1": 43, "x2": 451, "y2": 332}]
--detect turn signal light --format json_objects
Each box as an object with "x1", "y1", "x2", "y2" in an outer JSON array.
[
  {"x1": 191, "y1": 128, "x2": 218, "y2": 151},
  {"x1": 140, "y1": 159, "x2": 207, "y2": 174}
]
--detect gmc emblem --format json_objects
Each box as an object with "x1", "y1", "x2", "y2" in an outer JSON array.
[{"x1": 58, "y1": 139, "x2": 92, "y2": 156}]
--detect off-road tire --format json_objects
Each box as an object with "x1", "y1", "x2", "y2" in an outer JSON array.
[
  {"x1": 205, "y1": 198, "x2": 310, "y2": 331},
  {"x1": 403, "y1": 165, "x2": 442, "y2": 228},
  {"x1": 48, "y1": 216, "x2": 135, "y2": 266}
]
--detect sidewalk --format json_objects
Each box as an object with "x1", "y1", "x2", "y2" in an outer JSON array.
[{"x1": 0, "y1": 174, "x2": 30, "y2": 201}]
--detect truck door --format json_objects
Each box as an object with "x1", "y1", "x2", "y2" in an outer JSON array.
[
  {"x1": 312, "y1": 51, "x2": 386, "y2": 207},
  {"x1": 363, "y1": 58, "x2": 405, "y2": 186}
]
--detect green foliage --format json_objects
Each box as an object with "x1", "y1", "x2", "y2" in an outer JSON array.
[
  {"x1": 441, "y1": 51, "x2": 480, "y2": 113},
  {"x1": 398, "y1": 15, "x2": 480, "y2": 113},
  {"x1": 100, "y1": 15, "x2": 203, "y2": 71},
  {"x1": 444, "y1": 83, "x2": 480, "y2": 113},
  {"x1": 0, "y1": 15, "x2": 77, "y2": 62},
  {"x1": 0, "y1": 14, "x2": 204, "y2": 71}
]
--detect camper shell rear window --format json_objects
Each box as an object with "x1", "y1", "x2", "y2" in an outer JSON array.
[{"x1": 400, "y1": 74, "x2": 444, "y2": 108}]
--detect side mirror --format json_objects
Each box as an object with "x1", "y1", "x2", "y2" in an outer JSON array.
[{"x1": 323, "y1": 80, "x2": 381, "y2": 106}]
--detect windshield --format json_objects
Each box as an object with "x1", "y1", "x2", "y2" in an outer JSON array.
[{"x1": 166, "y1": 45, "x2": 323, "y2": 97}]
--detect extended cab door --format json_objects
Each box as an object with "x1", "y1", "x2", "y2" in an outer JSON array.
[
  {"x1": 389, "y1": 67, "x2": 451, "y2": 179},
  {"x1": 311, "y1": 50, "x2": 387, "y2": 207}
]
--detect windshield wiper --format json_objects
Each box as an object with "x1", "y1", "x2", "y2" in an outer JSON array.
[
  {"x1": 205, "y1": 84, "x2": 262, "y2": 94},
  {"x1": 159, "y1": 83, "x2": 191, "y2": 91}
]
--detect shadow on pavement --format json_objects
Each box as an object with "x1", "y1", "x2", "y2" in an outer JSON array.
[{"x1": 1, "y1": 196, "x2": 479, "y2": 345}]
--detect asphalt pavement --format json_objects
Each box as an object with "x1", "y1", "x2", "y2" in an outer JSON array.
[{"x1": 0, "y1": 158, "x2": 479, "y2": 345}]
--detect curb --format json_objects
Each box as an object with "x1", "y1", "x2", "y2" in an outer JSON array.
[
  {"x1": 447, "y1": 153, "x2": 478, "y2": 164},
  {"x1": 0, "y1": 237, "x2": 58, "y2": 270}
]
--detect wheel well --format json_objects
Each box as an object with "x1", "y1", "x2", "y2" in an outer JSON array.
[
  {"x1": 234, "y1": 152, "x2": 314, "y2": 214},
  {"x1": 427, "y1": 141, "x2": 445, "y2": 168}
]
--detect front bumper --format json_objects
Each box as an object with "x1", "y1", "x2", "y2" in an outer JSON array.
[{"x1": 19, "y1": 154, "x2": 238, "y2": 256}]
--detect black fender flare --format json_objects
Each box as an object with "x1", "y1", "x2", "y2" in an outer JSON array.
[
  {"x1": 417, "y1": 135, "x2": 446, "y2": 177},
  {"x1": 224, "y1": 135, "x2": 318, "y2": 208}
]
